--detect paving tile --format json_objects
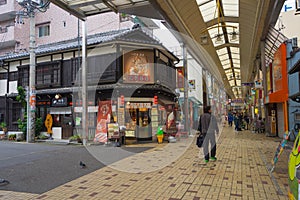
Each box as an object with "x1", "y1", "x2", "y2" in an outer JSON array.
[{"x1": 0, "y1": 126, "x2": 291, "y2": 199}]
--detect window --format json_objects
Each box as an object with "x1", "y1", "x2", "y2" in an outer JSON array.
[
  {"x1": 11, "y1": 103, "x2": 22, "y2": 123},
  {"x1": 17, "y1": 65, "x2": 29, "y2": 87},
  {"x1": 9, "y1": 71, "x2": 18, "y2": 81},
  {"x1": 36, "y1": 61, "x2": 61, "y2": 87},
  {"x1": 0, "y1": 27, "x2": 7, "y2": 34},
  {"x1": 0, "y1": 0, "x2": 7, "y2": 6},
  {"x1": 0, "y1": 72, "x2": 7, "y2": 80},
  {"x1": 71, "y1": 57, "x2": 81, "y2": 84},
  {"x1": 37, "y1": 24, "x2": 50, "y2": 38}
]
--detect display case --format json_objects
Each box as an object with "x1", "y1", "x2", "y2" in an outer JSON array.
[{"x1": 125, "y1": 108, "x2": 137, "y2": 137}]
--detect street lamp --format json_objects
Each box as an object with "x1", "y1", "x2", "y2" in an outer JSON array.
[{"x1": 16, "y1": 0, "x2": 49, "y2": 142}]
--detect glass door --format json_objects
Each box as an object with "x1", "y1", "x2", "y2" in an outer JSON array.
[{"x1": 136, "y1": 108, "x2": 152, "y2": 141}]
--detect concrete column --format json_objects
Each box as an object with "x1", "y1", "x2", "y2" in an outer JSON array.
[{"x1": 182, "y1": 44, "x2": 189, "y2": 134}]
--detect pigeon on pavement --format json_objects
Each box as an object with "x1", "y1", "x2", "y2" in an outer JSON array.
[
  {"x1": 79, "y1": 161, "x2": 86, "y2": 168},
  {"x1": 0, "y1": 178, "x2": 9, "y2": 186}
]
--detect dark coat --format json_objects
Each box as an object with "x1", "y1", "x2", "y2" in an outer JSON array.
[{"x1": 198, "y1": 113, "x2": 219, "y2": 134}]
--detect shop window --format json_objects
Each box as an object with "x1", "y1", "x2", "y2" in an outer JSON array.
[
  {"x1": 126, "y1": 108, "x2": 137, "y2": 130},
  {"x1": 139, "y1": 108, "x2": 151, "y2": 127}
]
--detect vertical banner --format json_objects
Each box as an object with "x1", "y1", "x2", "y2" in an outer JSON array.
[
  {"x1": 176, "y1": 67, "x2": 184, "y2": 91},
  {"x1": 94, "y1": 100, "x2": 112, "y2": 143}
]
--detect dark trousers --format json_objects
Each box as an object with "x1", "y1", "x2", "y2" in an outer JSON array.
[{"x1": 203, "y1": 133, "x2": 216, "y2": 160}]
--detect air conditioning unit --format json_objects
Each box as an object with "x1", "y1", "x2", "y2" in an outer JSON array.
[{"x1": 16, "y1": 0, "x2": 25, "y2": 5}]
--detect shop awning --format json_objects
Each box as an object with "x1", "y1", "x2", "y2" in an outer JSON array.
[
  {"x1": 49, "y1": 107, "x2": 72, "y2": 114},
  {"x1": 158, "y1": 98, "x2": 175, "y2": 105},
  {"x1": 289, "y1": 58, "x2": 300, "y2": 74}
]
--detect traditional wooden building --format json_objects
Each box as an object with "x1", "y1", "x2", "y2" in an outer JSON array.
[{"x1": 0, "y1": 28, "x2": 179, "y2": 142}]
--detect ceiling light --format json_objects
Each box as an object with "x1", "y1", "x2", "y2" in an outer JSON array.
[
  {"x1": 200, "y1": 34, "x2": 209, "y2": 44},
  {"x1": 231, "y1": 31, "x2": 238, "y2": 42},
  {"x1": 215, "y1": 34, "x2": 223, "y2": 44}
]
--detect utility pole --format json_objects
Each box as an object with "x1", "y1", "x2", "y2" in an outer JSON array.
[
  {"x1": 82, "y1": 21, "x2": 88, "y2": 146},
  {"x1": 17, "y1": 0, "x2": 49, "y2": 142}
]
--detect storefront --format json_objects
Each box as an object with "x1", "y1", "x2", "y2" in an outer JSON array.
[
  {"x1": 1, "y1": 28, "x2": 179, "y2": 143},
  {"x1": 124, "y1": 100, "x2": 152, "y2": 141},
  {"x1": 265, "y1": 43, "x2": 288, "y2": 138},
  {"x1": 48, "y1": 94, "x2": 73, "y2": 139}
]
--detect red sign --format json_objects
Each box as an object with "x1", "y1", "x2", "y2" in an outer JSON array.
[
  {"x1": 94, "y1": 100, "x2": 112, "y2": 143},
  {"x1": 177, "y1": 67, "x2": 184, "y2": 91}
]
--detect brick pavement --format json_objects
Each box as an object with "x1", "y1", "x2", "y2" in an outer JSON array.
[{"x1": 0, "y1": 126, "x2": 290, "y2": 200}]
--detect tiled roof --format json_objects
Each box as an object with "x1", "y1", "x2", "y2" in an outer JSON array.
[{"x1": 0, "y1": 28, "x2": 160, "y2": 60}]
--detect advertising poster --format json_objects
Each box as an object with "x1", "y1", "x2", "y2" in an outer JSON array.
[
  {"x1": 188, "y1": 79, "x2": 195, "y2": 90},
  {"x1": 272, "y1": 44, "x2": 286, "y2": 93},
  {"x1": 94, "y1": 100, "x2": 112, "y2": 143},
  {"x1": 123, "y1": 50, "x2": 154, "y2": 83},
  {"x1": 267, "y1": 63, "x2": 272, "y2": 93}
]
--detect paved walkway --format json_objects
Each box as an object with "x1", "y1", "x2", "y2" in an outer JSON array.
[{"x1": 0, "y1": 126, "x2": 290, "y2": 200}]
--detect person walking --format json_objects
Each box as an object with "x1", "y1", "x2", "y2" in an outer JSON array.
[
  {"x1": 227, "y1": 111, "x2": 233, "y2": 127},
  {"x1": 198, "y1": 106, "x2": 219, "y2": 163}
]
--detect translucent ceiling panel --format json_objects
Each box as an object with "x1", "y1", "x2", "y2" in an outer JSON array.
[
  {"x1": 231, "y1": 53, "x2": 239, "y2": 60},
  {"x1": 229, "y1": 80, "x2": 235, "y2": 86},
  {"x1": 217, "y1": 48, "x2": 227, "y2": 56},
  {"x1": 197, "y1": 0, "x2": 216, "y2": 22},
  {"x1": 223, "y1": 64, "x2": 231, "y2": 70},
  {"x1": 222, "y1": 0, "x2": 239, "y2": 17},
  {"x1": 230, "y1": 46, "x2": 239, "y2": 54},
  {"x1": 234, "y1": 69, "x2": 240, "y2": 73},
  {"x1": 221, "y1": 59, "x2": 230, "y2": 66}
]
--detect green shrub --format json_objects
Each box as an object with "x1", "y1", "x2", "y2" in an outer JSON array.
[{"x1": 8, "y1": 134, "x2": 16, "y2": 140}]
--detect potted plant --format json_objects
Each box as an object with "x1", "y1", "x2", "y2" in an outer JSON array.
[
  {"x1": 0, "y1": 122, "x2": 7, "y2": 134},
  {"x1": 69, "y1": 135, "x2": 82, "y2": 143},
  {"x1": 8, "y1": 134, "x2": 16, "y2": 141}
]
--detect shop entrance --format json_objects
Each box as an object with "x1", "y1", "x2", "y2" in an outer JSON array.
[
  {"x1": 50, "y1": 107, "x2": 73, "y2": 139},
  {"x1": 136, "y1": 108, "x2": 152, "y2": 141},
  {"x1": 126, "y1": 107, "x2": 152, "y2": 141}
]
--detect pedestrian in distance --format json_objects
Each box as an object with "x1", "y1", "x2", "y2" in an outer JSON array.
[
  {"x1": 227, "y1": 111, "x2": 233, "y2": 127},
  {"x1": 197, "y1": 106, "x2": 219, "y2": 163}
]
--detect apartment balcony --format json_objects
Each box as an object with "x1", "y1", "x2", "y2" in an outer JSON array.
[{"x1": 0, "y1": 0, "x2": 16, "y2": 21}]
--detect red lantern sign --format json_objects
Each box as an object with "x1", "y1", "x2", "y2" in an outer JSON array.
[{"x1": 153, "y1": 95, "x2": 158, "y2": 105}]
